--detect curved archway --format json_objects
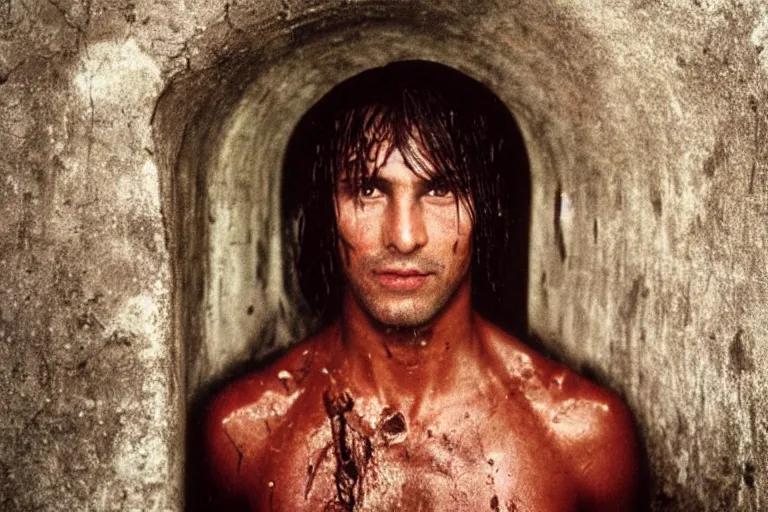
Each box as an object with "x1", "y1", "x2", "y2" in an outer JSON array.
[
  {"x1": 158, "y1": 14, "x2": 582, "y2": 400},
  {"x1": 151, "y1": 5, "x2": 644, "y2": 508}
]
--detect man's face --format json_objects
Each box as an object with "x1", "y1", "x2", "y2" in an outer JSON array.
[{"x1": 335, "y1": 147, "x2": 473, "y2": 328}]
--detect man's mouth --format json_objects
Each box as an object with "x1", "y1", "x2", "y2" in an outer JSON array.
[{"x1": 373, "y1": 268, "x2": 432, "y2": 291}]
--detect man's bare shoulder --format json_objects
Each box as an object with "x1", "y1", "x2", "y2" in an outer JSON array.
[
  {"x1": 212, "y1": 333, "x2": 327, "y2": 406},
  {"x1": 475, "y1": 315, "x2": 565, "y2": 386},
  {"x1": 477, "y1": 317, "x2": 642, "y2": 510},
  {"x1": 544, "y1": 367, "x2": 642, "y2": 510},
  {"x1": 203, "y1": 328, "x2": 335, "y2": 494}
]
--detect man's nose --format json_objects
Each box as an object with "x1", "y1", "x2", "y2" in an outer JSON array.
[{"x1": 384, "y1": 198, "x2": 427, "y2": 254}]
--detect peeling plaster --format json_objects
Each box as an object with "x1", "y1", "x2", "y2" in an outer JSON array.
[{"x1": 73, "y1": 39, "x2": 161, "y2": 106}]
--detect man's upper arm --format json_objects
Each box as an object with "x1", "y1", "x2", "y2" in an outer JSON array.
[
  {"x1": 204, "y1": 391, "x2": 247, "y2": 499},
  {"x1": 568, "y1": 391, "x2": 644, "y2": 511},
  {"x1": 202, "y1": 379, "x2": 273, "y2": 509}
]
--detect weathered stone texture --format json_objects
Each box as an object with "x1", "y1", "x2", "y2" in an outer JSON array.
[
  {"x1": 0, "y1": 1, "x2": 180, "y2": 510},
  {"x1": 1, "y1": 0, "x2": 766, "y2": 510}
]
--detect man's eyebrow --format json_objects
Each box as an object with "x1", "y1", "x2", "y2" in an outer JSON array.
[
  {"x1": 336, "y1": 173, "x2": 389, "y2": 193},
  {"x1": 423, "y1": 176, "x2": 449, "y2": 186},
  {"x1": 418, "y1": 176, "x2": 453, "y2": 192},
  {"x1": 365, "y1": 175, "x2": 393, "y2": 194}
]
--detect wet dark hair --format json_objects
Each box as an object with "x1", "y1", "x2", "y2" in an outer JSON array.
[{"x1": 283, "y1": 60, "x2": 530, "y2": 333}]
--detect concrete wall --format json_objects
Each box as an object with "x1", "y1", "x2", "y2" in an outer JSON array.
[{"x1": 1, "y1": 0, "x2": 766, "y2": 510}]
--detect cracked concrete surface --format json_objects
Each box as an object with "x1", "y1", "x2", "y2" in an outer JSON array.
[{"x1": 1, "y1": 0, "x2": 767, "y2": 510}]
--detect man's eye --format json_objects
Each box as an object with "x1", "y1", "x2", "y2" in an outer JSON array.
[
  {"x1": 427, "y1": 186, "x2": 451, "y2": 198},
  {"x1": 360, "y1": 184, "x2": 379, "y2": 197}
]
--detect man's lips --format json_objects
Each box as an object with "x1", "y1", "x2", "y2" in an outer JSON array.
[{"x1": 373, "y1": 269, "x2": 432, "y2": 291}]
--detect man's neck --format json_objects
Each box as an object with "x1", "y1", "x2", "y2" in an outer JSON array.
[{"x1": 333, "y1": 278, "x2": 479, "y2": 420}]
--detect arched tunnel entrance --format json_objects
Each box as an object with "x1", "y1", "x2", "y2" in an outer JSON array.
[
  {"x1": 155, "y1": 3, "x2": 589, "y2": 402},
  {"x1": 155, "y1": 6, "x2": 622, "y2": 508}
]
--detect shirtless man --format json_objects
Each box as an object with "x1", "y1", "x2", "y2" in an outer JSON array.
[{"x1": 202, "y1": 62, "x2": 642, "y2": 511}]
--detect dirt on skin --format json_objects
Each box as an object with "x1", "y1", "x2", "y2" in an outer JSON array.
[
  {"x1": 323, "y1": 389, "x2": 373, "y2": 511},
  {"x1": 321, "y1": 388, "x2": 421, "y2": 512}
]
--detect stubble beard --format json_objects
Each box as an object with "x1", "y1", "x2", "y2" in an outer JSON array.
[{"x1": 345, "y1": 262, "x2": 469, "y2": 330}]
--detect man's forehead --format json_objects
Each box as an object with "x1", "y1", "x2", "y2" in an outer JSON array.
[{"x1": 339, "y1": 147, "x2": 434, "y2": 184}]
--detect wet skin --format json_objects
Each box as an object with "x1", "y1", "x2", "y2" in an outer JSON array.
[{"x1": 204, "y1": 150, "x2": 642, "y2": 511}]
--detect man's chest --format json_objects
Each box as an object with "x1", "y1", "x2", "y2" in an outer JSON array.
[{"x1": 236, "y1": 406, "x2": 580, "y2": 512}]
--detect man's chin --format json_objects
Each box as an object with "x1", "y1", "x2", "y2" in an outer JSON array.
[{"x1": 362, "y1": 300, "x2": 441, "y2": 329}]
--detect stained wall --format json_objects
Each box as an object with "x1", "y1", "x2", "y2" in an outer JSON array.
[{"x1": 0, "y1": 1, "x2": 766, "y2": 510}]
